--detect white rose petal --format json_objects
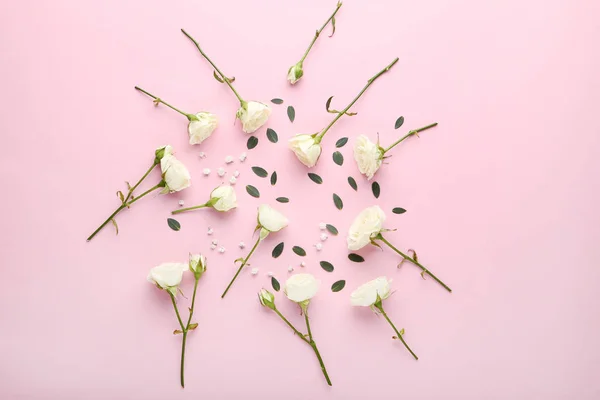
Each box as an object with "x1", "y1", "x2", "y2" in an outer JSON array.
[
  {"x1": 258, "y1": 204, "x2": 288, "y2": 233},
  {"x1": 288, "y1": 134, "x2": 322, "y2": 167},
  {"x1": 188, "y1": 112, "x2": 218, "y2": 145},
  {"x1": 210, "y1": 185, "x2": 237, "y2": 212},
  {"x1": 160, "y1": 155, "x2": 191, "y2": 193},
  {"x1": 284, "y1": 273, "x2": 320, "y2": 303},
  {"x1": 354, "y1": 135, "x2": 384, "y2": 180},
  {"x1": 347, "y1": 206, "x2": 386, "y2": 251},
  {"x1": 350, "y1": 277, "x2": 392, "y2": 307},
  {"x1": 237, "y1": 101, "x2": 271, "y2": 133},
  {"x1": 147, "y1": 262, "x2": 188, "y2": 293}
]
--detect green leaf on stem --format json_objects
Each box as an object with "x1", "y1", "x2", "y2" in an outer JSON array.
[
  {"x1": 392, "y1": 207, "x2": 407, "y2": 214},
  {"x1": 325, "y1": 224, "x2": 338, "y2": 235},
  {"x1": 320, "y1": 261, "x2": 334, "y2": 272},
  {"x1": 308, "y1": 172, "x2": 323, "y2": 184},
  {"x1": 247, "y1": 136, "x2": 258, "y2": 150},
  {"x1": 333, "y1": 193, "x2": 343, "y2": 210},
  {"x1": 270, "y1": 171, "x2": 278, "y2": 186},
  {"x1": 394, "y1": 116, "x2": 405, "y2": 129},
  {"x1": 246, "y1": 185, "x2": 260, "y2": 198},
  {"x1": 348, "y1": 253, "x2": 365, "y2": 263},
  {"x1": 292, "y1": 246, "x2": 307, "y2": 256},
  {"x1": 348, "y1": 176, "x2": 358, "y2": 191},
  {"x1": 287, "y1": 106, "x2": 295, "y2": 123},
  {"x1": 111, "y1": 218, "x2": 119, "y2": 235},
  {"x1": 333, "y1": 151, "x2": 344, "y2": 166},
  {"x1": 167, "y1": 218, "x2": 181, "y2": 231},
  {"x1": 372, "y1": 181, "x2": 381, "y2": 198},
  {"x1": 272, "y1": 242, "x2": 285, "y2": 258},
  {"x1": 329, "y1": 16, "x2": 336, "y2": 37},
  {"x1": 271, "y1": 277, "x2": 281, "y2": 292},
  {"x1": 335, "y1": 137, "x2": 348, "y2": 148},
  {"x1": 271, "y1": 98, "x2": 284, "y2": 104},
  {"x1": 326, "y1": 96, "x2": 335, "y2": 113},
  {"x1": 213, "y1": 70, "x2": 224, "y2": 83},
  {"x1": 267, "y1": 128, "x2": 278, "y2": 143},
  {"x1": 188, "y1": 323, "x2": 198, "y2": 330},
  {"x1": 252, "y1": 166, "x2": 268, "y2": 178},
  {"x1": 276, "y1": 197, "x2": 289, "y2": 203},
  {"x1": 331, "y1": 280, "x2": 346, "y2": 292}
]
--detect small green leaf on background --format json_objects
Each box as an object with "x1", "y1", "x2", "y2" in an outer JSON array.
[
  {"x1": 271, "y1": 277, "x2": 280, "y2": 291},
  {"x1": 167, "y1": 218, "x2": 180, "y2": 231},
  {"x1": 272, "y1": 242, "x2": 284, "y2": 258},
  {"x1": 247, "y1": 136, "x2": 258, "y2": 149},
  {"x1": 325, "y1": 224, "x2": 338, "y2": 235},
  {"x1": 308, "y1": 173, "x2": 323, "y2": 184},
  {"x1": 333, "y1": 151, "x2": 344, "y2": 166},
  {"x1": 276, "y1": 197, "x2": 289, "y2": 203},
  {"x1": 392, "y1": 207, "x2": 407, "y2": 214},
  {"x1": 335, "y1": 137, "x2": 348, "y2": 148},
  {"x1": 331, "y1": 280, "x2": 346, "y2": 292},
  {"x1": 348, "y1": 176, "x2": 358, "y2": 191},
  {"x1": 292, "y1": 246, "x2": 307, "y2": 256},
  {"x1": 333, "y1": 193, "x2": 343, "y2": 210},
  {"x1": 372, "y1": 181, "x2": 381, "y2": 198},
  {"x1": 395, "y1": 116, "x2": 405, "y2": 129},
  {"x1": 320, "y1": 261, "x2": 334, "y2": 272},
  {"x1": 246, "y1": 185, "x2": 260, "y2": 198},
  {"x1": 271, "y1": 98, "x2": 284, "y2": 104},
  {"x1": 270, "y1": 171, "x2": 277, "y2": 186},
  {"x1": 348, "y1": 253, "x2": 365, "y2": 263},
  {"x1": 252, "y1": 166, "x2": 268, "y2": 178},
  {"x1": 267, "y1": 128, "x2": 278, "y2": 143},
  {"x1": 287, "y1": 106, "x2": 295, "y2": 122}
]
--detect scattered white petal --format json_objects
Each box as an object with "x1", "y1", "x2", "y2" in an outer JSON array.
[
  {"x1": 178, "y1": 199, "x2": 185, "y2": 206},
  {"x1": 233, "y1": 170, "x2": 240, "y2": 178},
  {"x1": 210, "y1": 244, "x2": 217, "y2": 250},
  {"x1": 288, "y1": 265, "x2": 294, "y2": 272},
  {"x1": 251, "y1": 267, "x2": 259, "y2": 275},
  {"x1": 218, "y1": 246, "x2": 226, "y2": 253},
  {"x1": 211, "y1": 239, "x2": 218, "y2": 246},
  {"x1": 315, "y1": 243, "x2": 323, "y2": 251},
  {"x1": 319, "y1": 222, "x2": 327, "y2": 230},
  {"x1": 203, "y1": 168, "x2": 211, "y2": 176},
  {"x1": 198, "y1": 152, "x2": 206, "y2": 159},
  {"x1": 207, "y1": 227, "x2": 214, "y2": 235},
  {"x1": 229, "y1": 176, "x2": 237, "y2": 185},
  {"x1": 225, "y1": 156, "x2": 234, "y2": 164},
  {"x1": 239, "y1": 152, "x2": 247, "y2": 162},
  {"x1": 239, "y1": 241, "x2": 246, "y2": 249},
  {"x1": 217, "y1": 167, "x2": 226, "y2": 177},
  {"x1": 267, "y1": 271, "x2": 274, "y2": 277},
  {"x1": 300, "y1": 261, "x2": 306, "y2": 268},
  {"x1": 320, "y1": 233, "x2": 328, "y2": 241}
]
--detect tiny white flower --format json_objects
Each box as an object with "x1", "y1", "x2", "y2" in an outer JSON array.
[
  {"x1": 315, "y1": 243, "x2": 323, "y2": 251},
  {"x1": 178, "y1": 199, "x2": 185, "y2": 206},
  {"x1": 203, "y1": 168, "x2": 211, "y2": 176},
  {"x1": 300, "y1": 261, "x2": 306, "y2": 268},
  {"x1": 284, "y1": 273, "x2": 320, "y2": 303},
  {"x1": 225, "y1": 156, "x2": 234, "y2": 164},
  {"x1": 210, "y1": 243, "x2": 217, "y2": 250},
  {"x1": 251, "y1": 267, "x2": 259, "y2": 275},
  {"x1": 207, "y1": 227, "x2": 214, "y2": 235},
  {"x1": 354, "y1": 135, "x2": 384, "y2": 180},
  {"x1": 229, "y1": 176, "x2": 237, "y2": 185},
  {"x1": 188, "y1": 112, "x2": 218, "y2": 145},
  {"x1": 288, "y1": 265, "x2": 294, "y2": 272},
  {"x1": 319, "y1": 222, "x2": 327, "y2": 230},
  {"x1": 239, "y1": 152, "x2": 247, "y2": 162},
  {"x1": 288, "y1": 134, "x2": 322, "y2": 167},
  {"x1": 347, "y1": 206, "x2": 386, "y2": 251},
  {"x1": 209, "y1": 185, "x2": 237, "y2": 212},
  {"x1": 350, "y1": 277, "x2": 392, "y2": 307},
  {"x1": 211, "y1": 239, "x2": 218, "y2": 245},
  {"x1": 267, "y1": 271, "x2": 274, "y2": 277},
  {"x1": 233, "y1": 170, "x2": 240, "y2": 178},
  {"x1": 217, "y1": 167, "x2": 226, "y2": 177},
  {"x1": 198, "y1": 151, "x2": 206, "y2": 159},
  {"x1": 237, "y1": 101, "x2": 271, "y2": 133},
  {"x1": 239, "y1": 241, "x2": 246, "y2": 249},
  {"x1": 320, "y1": 233, "x2": 328, "y2": 241},
  {"x1": 147, "y1": 262, "x2": 188, "y2": 295},
  {"x1": 218, "y1": 246, "x2": 225, "y2": 253},
  {"x1": 160, "y1": 155, "x2": 191, "y2": 193}
]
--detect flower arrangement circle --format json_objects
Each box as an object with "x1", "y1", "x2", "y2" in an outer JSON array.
[
  {"x1": 221, "y1": 204, "x2": 289, "y2": 298},
  {"x1": 171, "y1": 185, "x2": 238, "y2": 215},
  {"x1": 258, "y1": 273, "x2": 332, "y2": 386},
  {"x1": 86, "y1": 145, "x2": 191, "y2": 241},
  {"x1": 351, "y1": 277, "x2": 418, "y2": 360},
  {"x1": 347, "y1": 206, "x2": 452, "y2": 292}
]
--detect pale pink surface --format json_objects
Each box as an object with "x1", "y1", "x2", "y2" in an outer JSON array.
[{"x1": 1, "y1": 0, "x2": 599, "y2": 398}]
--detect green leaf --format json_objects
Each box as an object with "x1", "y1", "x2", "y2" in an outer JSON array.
[
  {"x1": 335, "y1": 137, "x2": 348, "y2": 148},
  {"x1": 292, "y1": 246, "x2": 306, "y2": 256},
  {"x1": 252, "y1": 166, "x2": 268, "y2": 178},
  {"x1": 333, "y1": 193, "x2": 343, "y2": 210},
  {"x1": 246, "y1": 185, "x2": 260, "y2": 198},
  {"x1": 392, "y1": 207, "x2": 407, "y2": 214},
  {"x1": 271, "y1": 277, "x2": 281, "y2": 292},
  {"x1": 271, "y1": 98, "x2": 284, "y2": 104},
  {"x1": 266, "y1": 128, "x2": 278, "y2": 143},
  {"x1": 348, "y1": 253, "x2": 365, "y2": 263},
  {"x1": 329, "y1": 16, "x2": 336, "y2": 37},
  {"x1": 348, "y1": 176, "x2": 358, "y2": 191},
  {"x1": 247, "y1": 136, "x2": 258, "y2": 150},
  {"x1": 394, "y1": 116, "x2": 405, "y2": 129},
  {"x1": 213, "y1": 70, "x2": 224, "y2": 83},
  {"x1": 325, "y1": 224, "x2": 338, "y2": 235},
  {"x1": 333, "y1": 151, "x2": 344, "y2": 166},
  {"x1": 276, "y1": 197, "x2": 289, "y2": 203},
  {"x1": 319, "y1": 261, "x2": 334, "y2": 272},
  {"x1": 372, "y1": 181, "x2": 381, "y2": 198},
  {"x1": 167, "y1": 218, "x2": 180, "y2": 231},
  {"x1": 308, "y1": 172, "x2": 323, "y2": 184},
  {"x1": 270, "y1": 171, "x2": 277, "y2": 186},
  {"x1": 325, "y1": 96, "x2": 334, "y2": 112},
  {"x1": 272, "y1": 242, "x2": 284, "y2": 258},
  {"x1": 331, "y1": 280, "x2": 346, "y2": 292},
  {"x1": 287, "y1": 106, "x2": 295, "y2": 123}
]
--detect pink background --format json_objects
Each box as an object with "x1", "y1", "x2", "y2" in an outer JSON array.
[{"x1": 1, "y1": 0, "x2": 599, "y2": 398}]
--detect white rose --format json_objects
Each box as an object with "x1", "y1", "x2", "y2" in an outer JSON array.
[
  {"x1": 209, "y1": 185, "x2": 237, "y2": 212},
  {"x1": 287, "y1": 62, "x2": 304, "y2": 84},
  {"x1": 353, "y1": 135, "x2": 383, "y2": 180},
  {"x1": 188, "y1": 112, "x2": 218, "y2": 145},
  {"x1": 237, "y1": 101, "x2": 271, "y2": 133},
  {"x1": 147, "y1": 262, "x2": 188, "y2": 295},
  {"x1": 258, "y1": 288, "x2": 276, "y2": 310},
  {"x1": 288, "y1": 134, "x2": 322, "y2": 167},
  {"x1": 155, "y1": 144, "x2": 173, "y2": 161},
  {"x1": 347, "y1": 205, "x2": 386, "y2": 250},
  {"x1": 350, "y1": 277, "x2": 392, "y2": 307},
  {"x1": 284, "y1": 273, "x2": 320, "y2": 303},
  {"x1": 160, "y1": 154, "x2": 191, "y2": 193},
  {"x1": 189, "y1": 253, "x2": 207, "y2": 276},
  {"x1": 258, "y1": 204, "x2": 288, "y2": 233}
]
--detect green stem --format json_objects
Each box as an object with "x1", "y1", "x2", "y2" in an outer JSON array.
[
  {"x1": 181, "y1": 29, "x2": 244, "y2": 104},
  {"x1": 383, "y1": 123, "x2": 438, "y2": 153},
  {"x1": 124, "y1": 160, "x2": 159, "y2": 203},
  {"x1": 377, "y1": 234, "x2": 452, "y2": 293},
  {"x1": 274, "y1": 309, "x2": 310, "y2": 344},
  {"x1": 303, "y1": 307, "x2": 332, "y2": 386},
  {"x1": 376, "y1": 304, "x2": 418, "y2": 360},
  {"x1": 134, "y1": 86, "x2": 193, "y2": 119},
  {"x1": 86, "y1": 183, "x2": 163, "y2": 241},
  {"x1": 299, "y1": 1, "x2": 343, "y2": 63},
  {"x1": 317, "y1": 57, "x2": 398, "y2": 142},
  {"x1": 221, "y1": 236, "x2": 261, "y2": 298},
  {"x1": 171, "y1": 202, "x2": 210, "y2": 215},
  {"x1": 169, "y1": 292, "x2": 186, "y2": 388}
]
